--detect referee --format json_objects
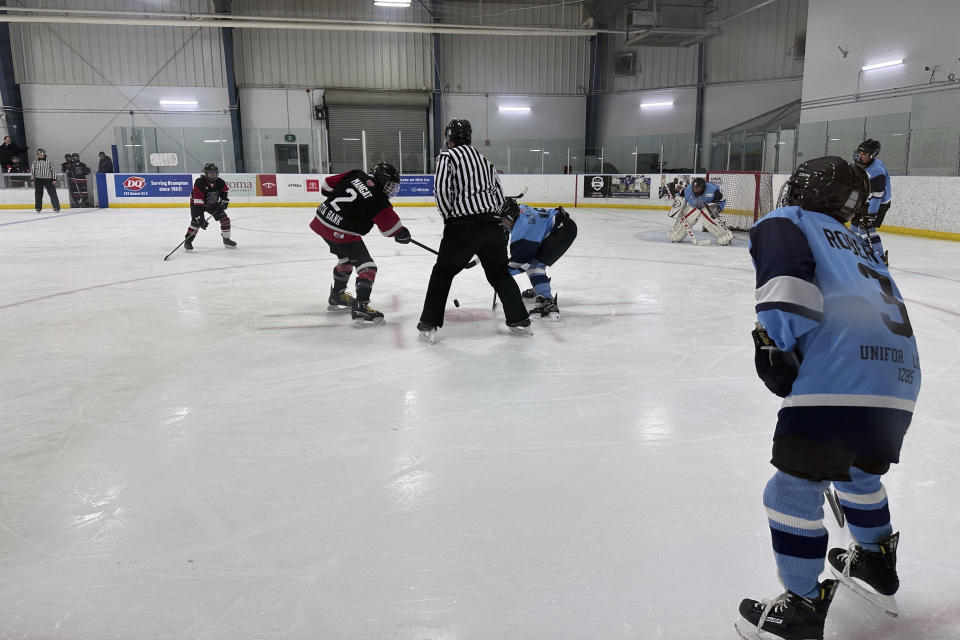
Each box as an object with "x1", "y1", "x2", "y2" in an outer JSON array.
[
  {"x1": 417, "y1": 118, "x2": 530, "y2": 342},
  {"x1": 30, "y1": 148, "x2": 61, "y2": 213}
]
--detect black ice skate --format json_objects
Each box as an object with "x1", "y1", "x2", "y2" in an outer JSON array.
[
  {"x1": 327, "y1": 288, "x2": 355, "y2": 312},
  {"x1": 531, "y1": 295, "x2": 560, "y2": 321},
  {"x1": 506, "y1": 317, "x2": 533, "y2": 336},
  {"x1": 521, "y1": 288, "x2": 536, "y2": 299},
  {"x1": 734, "y1": 579, "x2": 837, "y2": 640},
  {"x1": 223, "y1": 237, "x2": 237, "y2": 248},
  {"x1": 417, "y1": 321, "x2": 438, "y2": 344},
  {"x1": 184, "y1": 234, "x2": 194, "y2": 251},
  {"x1": 828, "y1": 532, "x2": 899, "y2": 616},
  {"x1": 351, "y1": 300, "x2": 385, "y2": 327}
]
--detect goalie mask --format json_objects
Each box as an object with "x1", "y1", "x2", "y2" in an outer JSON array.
[
  {"x1": 784, "y1": 156, "x2": 869, "y2": 224},
  {"x1": 854, "y1": 139, "x2": 881, "y2": 167},
  {"x1": 372, "y1": 161, "x2": 401, "y2": 198},
  {"x1": 691, "y1": 177, "x2": 706, "y2": 197},
  {"x1": 203, "y1": 162, "x2": 219, "y2": 182}
]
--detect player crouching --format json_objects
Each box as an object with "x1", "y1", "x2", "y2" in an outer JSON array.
[
  {"x1": 667, "y1": 176, "x2": 733, "y2": 245},
  {"x1": 184, "y1": 163, "x2": 234, "y2": 251},
  {"x1": 309, "y1": 161, "x2": 410, "y2": 327}
]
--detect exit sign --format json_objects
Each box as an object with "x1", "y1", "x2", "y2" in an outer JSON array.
[{"x1": 284, "y1": 134, "x2": 296, "y2": 142}]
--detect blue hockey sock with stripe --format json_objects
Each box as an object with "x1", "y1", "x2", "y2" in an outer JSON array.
[
  {"x1": 833, "y1": 466, "x2": 892, "y2": 552},
  {"x1": 763, "y1": 470, "x2": 830, "y2": 599}
]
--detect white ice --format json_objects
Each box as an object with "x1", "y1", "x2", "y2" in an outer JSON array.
[{"x1": 1, "y1": 206, "x2": 958, "y2": 639}]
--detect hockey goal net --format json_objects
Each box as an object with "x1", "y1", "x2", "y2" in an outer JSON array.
[{"x1": 706, "y1": 171, "x2": 774, "y2": 231}]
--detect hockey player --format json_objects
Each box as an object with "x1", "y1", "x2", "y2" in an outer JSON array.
[
  {"x1": 66, "y1": 153, "x2": 91, "y2": 207},
  {"x1": 667, "y1": 176, "x2": 732, "y2": 245},
  {"x1": 736, "y1": 156, "x2": 920, "y2": 640},
  {"x1": 851, "y1": 139, "x2": 892, "y2": 265},
  {"x1": 505, "y1": 200, "x2": 578, "y2": 320},
  {"x1": 308, "y1": 161, "x2": 410, "y2": 327},
  {"x1": 184, "y1": 163, "x2": 234, "y2": 251}
]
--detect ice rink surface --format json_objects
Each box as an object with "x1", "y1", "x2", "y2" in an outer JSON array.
[{"x1": 2, "y1": 205, "x2": 959, "y2": 640}]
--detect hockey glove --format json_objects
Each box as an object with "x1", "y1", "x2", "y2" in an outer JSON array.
[
  {"x1": 497, "y1": 197, "x2": 520, "y2": 235},
  {"x1": 218, "y1": 198, "x2": 229, "y2": 211},
  {"x1": 394, "y1": 226, "x2": 411, "y2": 244},
  {"x1": 752, "y1": 322, "x2": 801, "y2": 398},
  {"x1": 191, "y1": 212, "x2": 209, "y2": 229}
]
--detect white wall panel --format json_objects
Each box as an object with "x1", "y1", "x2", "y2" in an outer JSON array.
[
  {"x1": 10, "y1": 0, "x2": 225, "y2": 87},
  {"x1": 706, "y1": 0, "x2": 806, "y2": 84}
]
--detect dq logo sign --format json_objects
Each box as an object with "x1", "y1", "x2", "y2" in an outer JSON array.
[{"x1": 123, "y1": 176, "x2": 146, "y2": 191}]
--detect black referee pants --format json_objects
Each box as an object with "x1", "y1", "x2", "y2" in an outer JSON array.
[
  {"x1": 419, "y1": 220, "x2": 528, "y2": 328},
  {"x1": 34, "y1": 178, "x2": 60, "y2": 211}
]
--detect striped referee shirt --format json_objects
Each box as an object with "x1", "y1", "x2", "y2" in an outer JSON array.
[
  {"x1": 31, "y1": 158, "x2": 56, "y2": 180},
  {"x1": 434, "y1": 143, "x2": 505, "y2": 222}
]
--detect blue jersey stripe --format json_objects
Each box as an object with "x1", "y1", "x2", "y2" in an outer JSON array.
[
  {"x1": 756, "y1": 301, "x2": 824, "y2": 322},
  {"x1": 842, "y1": 504, "x2": 892, "y2": 528},
  {"x1": 749, "y1": 215, "x2": 816, "y2": 289}
]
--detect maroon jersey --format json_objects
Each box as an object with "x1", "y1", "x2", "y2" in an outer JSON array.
[
  {"x1": 191, "y1": 176, "x2": 229, "y2": 211},
  {"x1": 309, "y1": 170, "x2": 402, "y2": 243}
]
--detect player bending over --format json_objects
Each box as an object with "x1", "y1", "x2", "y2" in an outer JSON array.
[
  {"x1": 736, "y1": 156, "x2": 920, "y2": 640},
  {"x1": 184, "y1": 163, "x2": 234, "y2": 251},
  {"x1": 503, "y1": 200, "x2": 577, "y2": 320},
  {"x1": 667, "y1": 176, "x2": 733, "y2": 245},
  {"x1": 309, "y1": 161, "x2": 410, "y2": 327}
]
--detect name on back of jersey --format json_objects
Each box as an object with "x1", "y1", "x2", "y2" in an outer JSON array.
[{"x1": 350, "y1": 177, "x2": 373, "y2": 199}]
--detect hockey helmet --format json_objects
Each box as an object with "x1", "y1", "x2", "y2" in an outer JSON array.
[
  {"x1": 784, "y1": 156, "x2": 869, "y2": 223},
  {"x1": 372, "y1": 161, "x2": 401, "y2": 198},
  {"x1": 691, "y1": 177, "x2": 707, "y2": 196},
  {"x1": 444, "y1": 118, "x2": 472, "y2": 146},
  {"x1": 36, "y1": 148, "x2": 46, "y2": 157},
  {"x1": 203, "y1": 162, "x2": 219, "y2": 181},
  {"x1": 854, "y1": 139, "x2": 881, "y2": 166}
]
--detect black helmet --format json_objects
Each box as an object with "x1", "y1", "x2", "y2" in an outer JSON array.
[
  {"x1": 371, "y1": 161, "x2": 400, "y2": 198},
  {"x1": 691, "y1": 177, "x2": 706, "y2": 196},
  {"x1": 203, "y1": 162, "x2": 219, "y2": 180},
  {"x1": 784, "y1": 156, "x2": 868, "y2": 223},
  {"x1": 36, "y1": 148, "x2": 46, "y2": 156},
  {"x1": 444, "y1": 118, "x2": 472, "y2": 146},
  {"x1": 854, "y1": 139, "x2": 881, "y2": 166}
]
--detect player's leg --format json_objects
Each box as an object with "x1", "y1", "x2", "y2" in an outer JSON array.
[
  {"x1": 331, "y1": 240, "x2": 382, "y2": 326},
  {"x1": 867, "y1": 203, "x2": 890, "y2": 264},
  {"x1": 701, "y1": 204, "x2": 734, "y2": 245},
  {"x1": 736, "y1": 436, "x2": 850, "y2": 640},
  {"x1": 212, "y1": 210, "x2": 236, "y2": 247},
  {"x1": 475, "y1": 222, "x2": 529, "y2": 331},
  {"x1": 184, "y1": 205, "x2": 205, "y2": 251},
  {"x1": 828, "y1": 460, "x2": 899, "y2": 596},
  {"x1": 47, "y1": 180, "x2": 60, "y2": 212},
  {"x1": 34, "y1": 179, "x2": 44, "y2": 212},
  {"x1": 324, "y1": 241, "x2": 356, "y2": 311}
]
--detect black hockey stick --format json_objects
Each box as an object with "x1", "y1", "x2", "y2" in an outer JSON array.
[
  {"x1": 163, "y1": 215, "x2": 211, "y2": 261},
  {"x1": 409, "y1": 238, "x2": 477, "y2": 269}
]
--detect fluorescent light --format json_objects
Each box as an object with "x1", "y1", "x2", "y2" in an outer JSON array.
[
  {"x1": 499, "y1": 106, "x2": 531, "y2": 113},
  {"x1": 529, "y1": 149, "x2": 541, "y2": 152},
  {"x1": 342, "y1": 137, "x2": 360, "y2": 141},
  {"x1": 828, "y1": 138, "x2": 840, "y2": 141},
  {"x1": 159, "y1": 99, "x2": 198, "y2": 106},
  {"x1": 640, "y1": 100, "x2": 674, "y2": 108},
  {"x1": 861, "y1": 59, "x2": 903, "y2": 71},
  {"x1": 374, "y1": 0, "x2": 411, "y2": 6},
  {"x1": 203, "y1": 139, "x2": 226, "y2": 143},
  {"x1": 542, "y1": 151, "x2": 549, "y2": 154}
]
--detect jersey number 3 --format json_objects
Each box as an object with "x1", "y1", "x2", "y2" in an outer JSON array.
[{"x1": 858, "y1": 263, "x2": 913, "y2": 338}]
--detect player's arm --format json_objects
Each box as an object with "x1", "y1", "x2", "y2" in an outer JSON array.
[
  {"x1": 866, "y1": 174, "x2": 885, "y2": 215},
  {"x1": 372, "y1": 205, "x2": 406, "y2": 239},
  {"x1": 710, "y1": 187, "x2": 726, "y2": 212},
  {"x1": 321, "y1": 172, "x2": 349, "y2": 196},
  {"x1": 748, "y1": 216, "x2": 822, "y2": 353},
  {"x1": 433, "y1": 153, "x2": 456, "y2": 218}
]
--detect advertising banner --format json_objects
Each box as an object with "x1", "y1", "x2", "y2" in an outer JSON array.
[
  {"x1": 397, "y1": 174, "x2": 434, "y2": 197},
  {"x1": 256, "y1": 174, "x2": 278, "y2": 197},
  {"x1": 582, "y1": 175, "x2": 611, "y2": 198},
  {"x1": 220, "y1": 174, "x2": 256, "y2": 197},
  {"x1": 114, "y1": 174, "x2": 193, "y2": 198},
  {"x1": 610, "y1": 174, "x2": 652, "y2": 199}
]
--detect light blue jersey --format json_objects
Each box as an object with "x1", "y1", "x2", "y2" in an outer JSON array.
[
  {"x1": 681, "y1": 181, "x2": 726, "y2": 211},
  {"x1": 860, "y1": 156, "x2": 892, "y2": 215},
  {"x1": 509, "y1": 204, "x2": 560, "y2": 298},
  {"x1": 749, "y1": 206, "x2": 920, "y2": 462}
]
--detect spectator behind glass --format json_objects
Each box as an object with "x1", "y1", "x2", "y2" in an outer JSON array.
[
  {"x1": 0, "y1": 135, "x2": 28, "y2": 167},
  {"x1": 5, "y1": 155, "x2": 26, "y2": 187},
  {"x1": 98, "y1": 151, "x2": 114, "y2": 173}
]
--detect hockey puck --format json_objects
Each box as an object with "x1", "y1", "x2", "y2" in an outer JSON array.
[{"x1": 453, "y1": 299, "x2": 460, "y2": 307}]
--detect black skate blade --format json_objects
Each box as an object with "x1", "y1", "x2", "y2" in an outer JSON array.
[{"x1": 831, "y1": 569, "x2": 899, "y2": 617}]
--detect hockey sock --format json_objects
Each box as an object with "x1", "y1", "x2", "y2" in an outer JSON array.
[
  {"x1": 763, "y1": 470, "x2": 830, "y2": 599},
  {"x1": 869, "y1": 234, "x2": 885, "y2": 259},
  {"x1": 332, "y1": 259, "x2": 354, "y2": 290},
  {"x1": 528, "y1": 264, "x2": 552, "y2": 299},
  {"x1": 220, "y1": 215, "x2": 231, "y2": 239},
  {"x1": 832, "y1": 466, "x2": 892, "y2": 552},
  {"x1": 356, "y1": 265, "x2": 377, "y2": 303}
]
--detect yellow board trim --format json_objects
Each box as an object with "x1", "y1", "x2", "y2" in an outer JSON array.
[{"x1": 879, "y1": 224, "x2": 960, "y2": 242}]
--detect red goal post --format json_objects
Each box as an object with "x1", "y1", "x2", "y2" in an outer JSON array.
[{"x1": 705, "y1": 171, "x2": 775, "y2": 231}]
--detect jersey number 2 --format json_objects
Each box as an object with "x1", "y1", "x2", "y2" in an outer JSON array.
[
  {"x1": 858, "y1": 263, "x2": 913, "y2": 338},
  {"x1": 328, "y1": 188, "x2": 358, "y2": 212}
]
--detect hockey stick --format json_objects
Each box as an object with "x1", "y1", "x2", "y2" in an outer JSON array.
[
  {"x1": 408, "y1": 238, "x2": 477, "y2": 269},
  {"x1": 163, "y1": 215, "x2": 212, "y2": 261},
  {"x1": 492, "y1": 292, "x2": 498, "y2": 311},
  {"x1": 824, "y1": 487, "x2": 845, "y2": 527}
]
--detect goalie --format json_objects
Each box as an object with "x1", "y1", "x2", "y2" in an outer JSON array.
[{"x1": 667, "y1": 177, "x2": 733, "y2": 245}]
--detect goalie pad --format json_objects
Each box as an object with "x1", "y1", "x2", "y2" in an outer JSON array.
[
  {"x1": 667, "y1": 201, "x2": 702, "y2": 243},
  {"x1": 700, "y1": 204, "x2": 734, "y2": 245}
]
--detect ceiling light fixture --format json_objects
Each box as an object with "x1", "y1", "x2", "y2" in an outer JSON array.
[
  {"x1": 374, "y1": 0, "x2": 411, "y2": 7},
  {"x1": 499, "y1": 106, "x2": 531, "y2": 113},
  {"x1": 159, "y1": 99, "x2": 198, "y2": 106},
  {"x1": 640, "y1": 100, "x2": 674, "y2": 108},
  {"x1": 861, "y1": 59, "x2": 903, "y2": 71}
]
